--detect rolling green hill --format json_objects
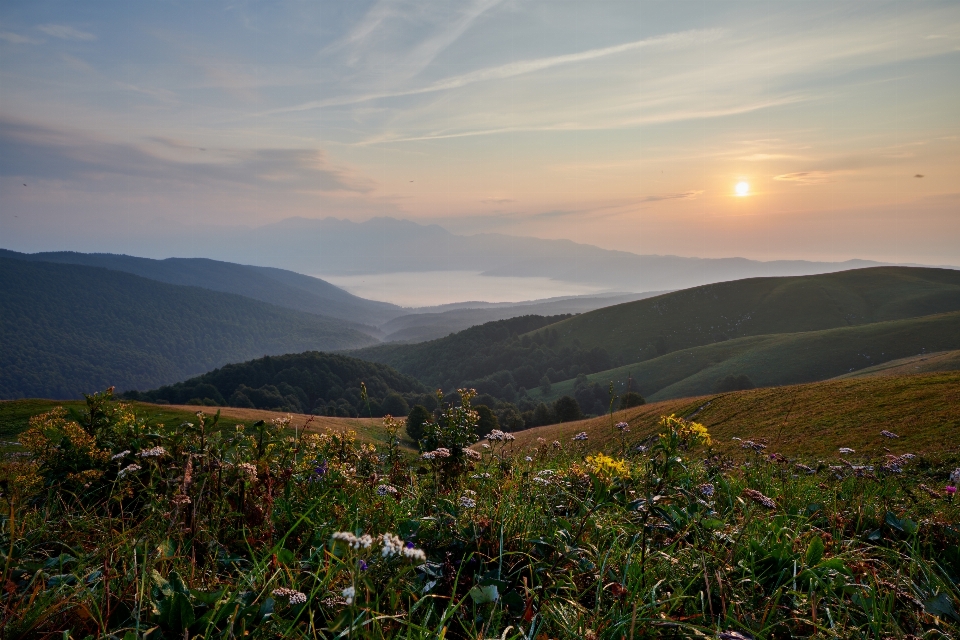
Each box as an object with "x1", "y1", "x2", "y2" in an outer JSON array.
[
  {"x1": 831, "y1": 348, "x2": 960, "y2": 379},
  {"x1": 0, "y1": 257, "x2": 378, "y2": 399},
  {"x1": 529, "y1": 310, "x2": 960, "y2": 403},
  {"x1": 126, "y1": 351, "x2": 427, "y2": 417},
  {"x1": 533, "y1": 266, "x2": 960, "y2": 364}
]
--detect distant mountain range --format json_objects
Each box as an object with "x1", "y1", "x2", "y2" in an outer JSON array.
[{"x1": 148, "y1": 216, "x2": 898, "y2": 292}]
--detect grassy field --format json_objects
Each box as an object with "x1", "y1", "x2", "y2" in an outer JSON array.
[
  {"x1": 530, "y1": 266, "x2": 960, "y2": 362},
  {"x1": 529, "y1": 310, "x2": 960, "y2": 404},
  {"x1": 0, "y1": 400, "x2": 409, "y2": 450},
  {"x1": 516, "y1": 371, "x2": 960, "y2": 460},
  {"x1": 2, "y1": 377, "x2": 958, "y2": 638},
  {"x1": 833, "y1": 349, "x2": 960, "y2": 379}
]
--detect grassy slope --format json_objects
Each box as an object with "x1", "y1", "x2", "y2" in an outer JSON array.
[
  {"x1": 831, "y1": 349, "x2": 960, "y2": 379},
  {"x1": 509, "y1": 371, "x2": 960, "y2": 459},
  {"x1": 0, "y1": 400, "x2": 406, "y2": 449},
  {"x1": 529, "y1": 310, "x2": 960, "y2": 403},
  {"x1": 531, "y1": 266, "x2": 960, "y2": 362},
  {"x1": 0, "y1": 257, "x2": 378, "y2": 399}
]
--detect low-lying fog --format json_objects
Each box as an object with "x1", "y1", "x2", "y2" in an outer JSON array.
[{"x1": 317, "y1": 271, "x2": 613, "y2": 307}]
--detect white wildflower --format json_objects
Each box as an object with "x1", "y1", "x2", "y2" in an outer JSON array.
[
  {"x1": 272, "y1": 587, "x2": 307, "y2": 605},
  {"x1": 459, "y1": 496, "x2": 477, "y2": 509},
  {"x1": 839, "y1": 447, "x2": 855, "y2": 454},
  {"x1": 380, "y1": 533, "x2": 404, "y2": 558},
  {"x1": 376, "y1": 484, "x2": 398, "y2": 497},
  {"x1": 524, "y1": 456, "x2": 533, "y2": 462},
  {"x1": 880, "y1": 430, "x2": 899, "y2": 438},
  {"x1": 572, "y1": 432, "x2": 589, "y2": 442},
  {"x1": 403, "y1": 546, "x2": 427, "y2": 563},
  {"x1": 137, "y1": 446, "x2": 166, "y2": 458},
  {"x1": 342, "y1": 586, "x2": 355, "y2": 605},
  {"x1": 118, "y1": 464, "x2": 141, "y2": 478},
  {"x1": 616, "y1": 422, "x2": 630, "y2": 432},
  {"x1": 111, "y1": 450, "x2": 131, "y2": 461},
  {"x1": 464, "y1": 448, "x2": 482, "y2": 460}
]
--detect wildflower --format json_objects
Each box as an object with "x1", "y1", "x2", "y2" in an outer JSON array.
[
  {"x1": 533, "y1": 476, "x2": 551, "y2": 485},
  {"x1": 573, "y1": 432, "x2": 589, "y2": 442},
  {"x1": 237, "y1": 462, "x2": 258, "y2": 482},
  {"x1": 537, "y1": 469, "x2": 555, "y2": 476},
  {"x1": 403, "y1": 546, "x2": 427, "y2": 563},
  {"x1": 342, "y1": 586, "x2": 355, "y2": 605},
  {"x1": 950, "y1": 468, "x2": 960, "y2": 485},
  {"x1": 111, "y1": 450, "x2": 130, "y2": 460},
  {"x1": 273, "y1": 587, "x2": 307, "y2": 605},
  {"x1": 481, "y1": 444, "x2": 491, "y2": 449},
  {"x1": 616, "y1": 421, "x2": 630, "y2": 432},
  {"x1": 464, "y1": 448, "x2": 482, "y2": 460},
  {"x1": 586, "y1": 453, "x2": 630, "y2": 480},
  {"x1": 380, "y1": 533, "x2": 404, "y2": 557},
  {"x1": 635, "y1": 445, "x2": 648, "y2": 453},
  {"x1": 358, "y1": 560, "x2": 368, "y2": 571},
  {"x1": 698, "y1": 483, "x2": 715, "y2": 497},
  {"x1": 486, "y1": 429, "x2": 506, "y2": 441},
  {"x1": 741, "y1": 440, "x2": 766, "y2": 452},
  {"x1": 794, "y1": 463, "x2": 815, "y2": 474},
  {"x1": 880, "y1": 430, "x2": 899, "y2": 438},
  {"x1": 434, "y1": 447, "x2": 451, "y2": 458},
  {"x1": 459, "y1": 496, "x2": 477, "y2": 509},
  {"x1": 471, "y1": 472, "x2": 492, "y2": 479},
  {"x1": 421, "y1": 451, "x2": 435, "y2": 460},
  {"x1": 376, "y1": 484, "x2": 399, "y2": 497},
  {"x1": 331, "y1": 532, "x2": 372, "y2": 550},
  {"x1": 537, "y1": 437, "x2": 547, "y2": 444},
  {"x1": 742, "y1": 488, "x2": 776, "y2": 509},
  {"x1": 118, "y1": 464, "x2": 141, "y2": 478},
  {"x1": 838, "y1": 447, "x2": 855, "y2": 454},
  {"x1": 313, "y1": 459, "x2": 328, "y2": 477},
  {"x1": 552, "y1": 440, "x2": 561, "y2": 449},
  {"x1": 137, "y1": 446, "x2": 166, "y2": 458},
  {"x1": 524, "y1": 456, "x2": 533, "y2": 462},
  {"x1": 462, "y1": 489, "x2": 476, "y2": 496},
  {"x1": 946, "y1": 486, "x2": 958, "y2": 496}
]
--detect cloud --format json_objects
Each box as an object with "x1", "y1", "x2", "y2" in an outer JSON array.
[
  {"x1": 480, "y1": 197, "x2": 514, "y2": 204},
  {"x1": 774, "y1": 171, "x2": 834, "y2": 185},
  {"x1": 37, "y1": 24, "x2": 96, "y2": 41},
  {"x1": 639, "y1": 191, "x2": 703, "y2": 203},
  {"x1": 0, "y1": 117, "x2": 372, "y2": 194},
  {"x1": 0, "y1": 31, "x2": 42, "y2": 44}
]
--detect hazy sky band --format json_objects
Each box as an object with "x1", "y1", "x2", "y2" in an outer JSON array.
[{"x1": 1, "y1": 1, "x2": 958, "y2": 264}]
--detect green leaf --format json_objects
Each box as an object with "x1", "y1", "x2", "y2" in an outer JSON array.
[
  {"x1": 276, "y1": 548, "x2": 295, "y2": 565},
  {"x1": 924, "y1": 593, "x2": 960, "y2": 621},
  {"x1": 884, "y1": 511, "x2": 903, "y2": 532},
  {"x1": 160, "y1": 592, "x2": 195, "y2": 632},
  {"x1": 701, "y1": 518, "x2": 726, "y2": 530},
  {"x1": 805, "y1": 536, "x2": 824, "y2": 567},
  {"x1": 468, "y1": 584, "x2": 499, "y2": 604}
]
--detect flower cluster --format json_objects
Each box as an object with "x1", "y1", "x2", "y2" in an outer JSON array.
[
  {"x1": 137, "y1": 446, "x2": 166, "y2": 458},
  {"x1": 376, "y1": 484, "x2": 398, "y2": 497},
  {"x1": 615, "y1": 421, "x2": 630, "y2": 432},
  {"x1": 118, "y1": 464, "x2": 141, "y2": 478},
  {"x1": 572, "y1": 432, "x2": 589, "y2": 442},
  {"x1": 737, "y1": 439, "x2": 766, "y2": 452},
  {"x1": 485, "y1": 430, "x2": 515, "y2": 442},
  {"x1": 459, "y1": 496, "x2": 477, "y2": 509},
  {"x1": 880, "y1": 430, "x2": 899, "y2": 438},
  {"x1": 743, "y1": 488, "x2": 776, "y2": 509},
  {"x1": 698, "y1": 483, "x2": 715, "y2": 497},
  {"x1": 111, "y1": 450, "x2": 130, "y2": 461},
  {"x1": 463, "y1": 448, "x2": 482, "y2": 460},
  {"x1": 794, "y1": 463, "x2": 816, "y2": 475},
  {"x1": 585, "y1": 453, "x2": 630, "y2": 480},
  {"x1": 379, "y1": 533, "x2": 426, "y2": 562},
  {"x1": 272, "y1": 587, "x2": 307, "y2": 605},
  {"x1": 332, "y1": 531, "x2": 374, "y2": 549},
  {"x1": 342, "y1": 586, "x2": 355, "y2": 605},
  {"x1": 421, "y1": 447, "x2": 451, "y2": 460},
  {"x1": 838, "y1": 447, "x2": 855, "y2": 454},
  {"x1": 236, "y1": 462, "x2": 258, "y2": 482}
]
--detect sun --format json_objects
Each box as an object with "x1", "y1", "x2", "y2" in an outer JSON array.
[{"x1": 735, "y1": 181, "x2": 750, "y2": 197}]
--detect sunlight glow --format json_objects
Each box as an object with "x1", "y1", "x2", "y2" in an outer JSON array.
[{"x1": 735, "y1": 181, "x2": 750, "y2": 197}]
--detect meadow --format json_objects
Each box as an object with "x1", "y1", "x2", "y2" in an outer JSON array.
[{"x1": 1, "y1": 379, "x2": 959, "y2": 639}]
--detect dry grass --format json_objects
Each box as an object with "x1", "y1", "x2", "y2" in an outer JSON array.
[
  {"x1": 509, "y1": 371, "x2": 960, "y2": 460},
  {"x1": 832, "y1": 348, "x2": 960, "y2": 379}
]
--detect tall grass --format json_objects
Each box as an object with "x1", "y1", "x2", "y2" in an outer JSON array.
[{"x1": 1, "y1": 390, "x2": 958, "y2": 638}]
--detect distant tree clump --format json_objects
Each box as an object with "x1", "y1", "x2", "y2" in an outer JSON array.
[
  {"x1": 715, "y1": 374, "x2": 755, "y2": 393},
  {"x1": 474, "y1": 405, "x2": 500, "y2": 438},
  {"x1": 381, "y1": 393, "x2": 410, "y2": 417},
  {"x1": 406, "y1": 405, "x2": 432, "y2": 443},
  {"x1": 619, "y1": 391, "x2": 646, "y2": 410},
  {"x1": 553, "y1": 396, "x2": 583, "y2": 423},
  {"x1": 125, "y1": 352, "x2": 426, "y2": 417}
]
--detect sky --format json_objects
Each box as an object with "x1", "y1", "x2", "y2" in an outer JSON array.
[{"x1": 1, "y1": 0, "x2": 959, "y2": 265}]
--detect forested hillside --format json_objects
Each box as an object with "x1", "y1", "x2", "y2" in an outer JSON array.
[
  {"x1": 0, "y1": 257, "x2": 377, "y2": 399},
  {"x1": 534, "y1": 266, "x2": 960, "y2": 364},
  {"x1": 349, "y1": 314, "x2": 614, "y2": 399},
  {"x1": 125, "y1": 351, "x2": 427, "y2": 417},
  {"x1": 0, "y1": 249, "x2": 402, "y2": 328}
]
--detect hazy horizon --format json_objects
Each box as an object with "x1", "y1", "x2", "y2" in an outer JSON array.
[{"x1": 2, "y1": 1, "x2": 958, "y2": 268}]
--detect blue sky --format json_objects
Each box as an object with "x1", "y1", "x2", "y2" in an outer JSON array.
[{"x1": 1, "y1": 0, "x2": 958, "y2": 264}]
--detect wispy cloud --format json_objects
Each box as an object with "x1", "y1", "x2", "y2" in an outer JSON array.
[
  {"x1": 774, "y1": 171, "x2": 836, "y2": 185},
  {"x1": 0, "y1": 31, "x2": 41, "y2": 44},
  {"x1": 639, "y1": 191, "x2": 703, "y2": 203},
  {"x1": 37, "y1": 24, "x2": 96, "y2": 41}
]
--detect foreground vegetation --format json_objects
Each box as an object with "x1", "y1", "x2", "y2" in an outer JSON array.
[{"x1": 2, "y1": 387, "x2": 959, "y2": 638}]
